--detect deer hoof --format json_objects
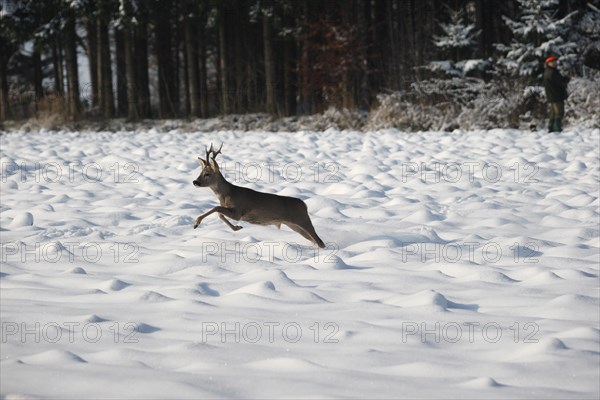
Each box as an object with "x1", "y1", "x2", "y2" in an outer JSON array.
[{"x1": 233, "y1": 226, "x2": 243, "y2": 231}]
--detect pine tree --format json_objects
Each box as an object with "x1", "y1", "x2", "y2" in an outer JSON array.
[
  {"x1": 496, "y1": 0, "x2": 578, "y2": 78},
  {"x1": 572, "y1": 2, "x2": 600, "y2": 72},
  {"x1": 0, "y1": 2, "x2": 20, "y2": 120},
  {"x1": 425, "y1": 7, "x2": 488, "y2": 78},
  {"x1": 434, "y1": 8, "x2": 479, "y2": 63}
]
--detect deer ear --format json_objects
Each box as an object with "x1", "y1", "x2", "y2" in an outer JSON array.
[{"x1": 198, "y1": 157, "x2": 207, "y2": 167}]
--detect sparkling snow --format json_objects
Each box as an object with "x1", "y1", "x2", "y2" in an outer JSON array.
[{"x1": 1, "y1": 128, "x2": 599, "y2": 399}]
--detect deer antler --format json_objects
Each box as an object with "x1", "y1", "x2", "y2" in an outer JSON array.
[
  {"x1": 205, "y1": 145, "x2": 211, "y2": 165},
  {"x1": 211, "y1": 143, "x2": 223, "y2": 160},
  {"x1": 206, "y1": 143, "x2": 223, "y2": 164}
]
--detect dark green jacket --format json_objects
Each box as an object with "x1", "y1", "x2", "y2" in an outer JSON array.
[{"x1": 543, "y1": 66, "x2": 569, "y2": 102}]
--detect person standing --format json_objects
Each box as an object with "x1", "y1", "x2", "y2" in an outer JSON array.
[{"x1": 543, "y1": 55, "x2": 569, "y2": 132}]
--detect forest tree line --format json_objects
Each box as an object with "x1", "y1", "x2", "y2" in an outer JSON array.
[{"x1": 0, "y1": 0, "x2": 598, "y2": 123}]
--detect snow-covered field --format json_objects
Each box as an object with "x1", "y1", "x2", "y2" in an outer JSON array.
[{"x1": 1, "y1": 127, "x2": 599, "y2": 399}]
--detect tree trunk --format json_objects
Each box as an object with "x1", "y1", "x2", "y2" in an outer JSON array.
[
  {"x1": 123, "y1": 27, "x2": 138, "y2": 121},
  {"x1": 31, "y1": 49, "x2": 43, "y2": 114},
  {"x1": 233, "y1": 4, "x2": 245, "y2": 113},
  {"x1": 219, "y1": 4, "x2": 230, "y2": 114},
  {"x1": 245, "y1": 20, "x2": 259, "y2": 113},
  {"x1": 115, "y1": 28, "x2": 128, "y2": 117},
  {"x1": 357, "y1": 0, "x2": 371, "y2": 106},
  {"x1": 476, "y1": 0, "x2": 504, "y2": 58},
  {"x1": 173, "y1": 25, "x2": 181, "y2": 117},
  {"x1": 282, "y1": 7, "x2": 296, "y2": 116},
  {"x1": 198, "y1": 24, "x2": 209, "y2": 117},
  {"x1": 341, "y1": 3, "x2": 354, "y2": 109},
  {"x1": 299, "y1": 0, "x2": 312, "y2": 114},
  {"x1": 52, "y1": 38, "x2": 65, "y2": 94},
  {"x1": 184, "y1": 17, "x2": 200, "y2": 118},
  {"x1": 32, "y1": 50, "x2": 43, "y2": 101},
  {"x1": 134, "y1": 21, "x2": 151, "y2": 118},
  {"x1": 0, "y1": 54, "x2": 9, "y2": 121},
  {"x1": 263, "y1": 13, "x2": 276, "y2": 115},
  {"x1": 373, "y1": 0, "x2": 388, "y2": 90},
  {"x1": 155, "y1": 4, "x2": 176, "y2": 118},
  {"x1": 283, "y1": 32, "x2": 294, "y2": 116},
  {"x1": 65, "y1": 9, "x2": 80, "y2": 121},
  {"x1": 386, "y1": 0, "x2": 398, "y2": 88},
  {"x1": 182, "y1": 31, "x2": 190, "y2": 117},
  {"x1": 86, "y1": 17, "x2": 98, "y2": 107},
  {"x1": 97, "y1": 13, "x2": 114, "y2": 117}
]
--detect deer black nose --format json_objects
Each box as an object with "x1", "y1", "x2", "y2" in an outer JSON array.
[{"x1": 193, "y1": 180, "x2": 200, "y2": 186}]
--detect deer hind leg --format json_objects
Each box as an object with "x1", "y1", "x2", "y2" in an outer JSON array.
[
  {"x1": 286, "y1": 221, "x2": 326, "y2": 248},
  {"x1": 299, "y1": 214, "x2": 326, "y2": 248},
  {"x1": 291, "y1": 206, "x2": 326, "y2": 248},
  {"x1": 219, "y1": 214, "x2": 243, "y2": 231}
]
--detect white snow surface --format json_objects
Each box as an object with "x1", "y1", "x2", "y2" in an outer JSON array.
[{"x1": 1, "y1": 127, "x2": 599, "y2": 399}]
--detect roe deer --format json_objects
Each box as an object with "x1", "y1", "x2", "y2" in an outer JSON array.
[{"x1": 192, "y1": 144, "x2": 326, "y2": 248}]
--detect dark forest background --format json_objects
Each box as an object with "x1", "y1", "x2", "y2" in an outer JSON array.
[{"x1": 0, "y1": 0, "x2": 598, "y2": 128}]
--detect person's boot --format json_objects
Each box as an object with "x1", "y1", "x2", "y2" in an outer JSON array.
[{"x1": 555, "y1": 119, "x2": 563, "y2": 132}]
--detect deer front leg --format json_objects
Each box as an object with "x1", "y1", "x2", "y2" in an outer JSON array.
[
  {"x1": 219, "y1": 214, "x2": 243, "y2": 231},
  {"x1": 194, "y1": 206, "x2": 241, "y2": 229}
]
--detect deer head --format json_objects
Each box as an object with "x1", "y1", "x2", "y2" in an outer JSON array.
[{"x1": 193, "y1": 143, "x2": 223, "y2": 187}]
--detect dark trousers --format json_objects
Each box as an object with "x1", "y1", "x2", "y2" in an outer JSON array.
[{"x1": 548, "y1": 102, "x2": 564, "y2": 132}]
